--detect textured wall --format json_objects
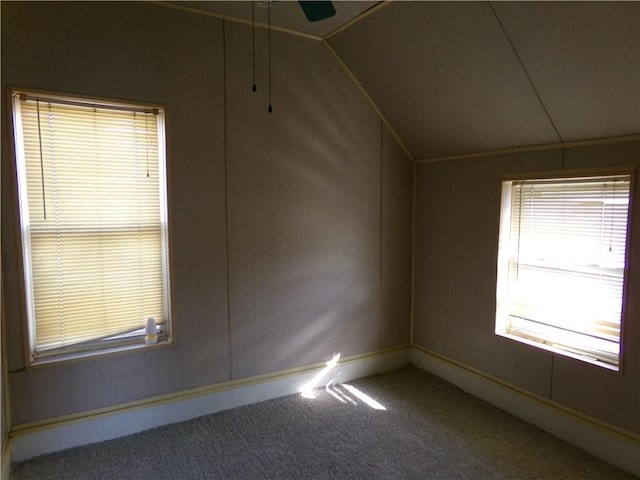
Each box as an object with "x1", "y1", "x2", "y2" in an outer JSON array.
[
  {"x1": 413, "y1": 142, "x2": 640, "y2": 434},
  {"x1": 0, "y1": 2, "x2": 412, "y2": 425},
  {"x1": 1, "y1": 276, "x2": 6, "y2": 451}
]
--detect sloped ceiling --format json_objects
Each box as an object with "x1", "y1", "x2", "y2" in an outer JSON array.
[
  {"x1": 167, "y1": 1, "x2": 640, "y2": 161},
  {"x1": 330, "y1": 1, "x2": 561, "y2": 160}
]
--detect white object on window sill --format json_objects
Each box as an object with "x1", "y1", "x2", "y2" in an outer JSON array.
[{"x1": 145, "y1": 317, "x2": 158, "y2": 345}]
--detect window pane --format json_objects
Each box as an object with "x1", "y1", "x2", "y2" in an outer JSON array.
[{"x1": 496, "y1": 174, "x2": 631, "y2": 370}]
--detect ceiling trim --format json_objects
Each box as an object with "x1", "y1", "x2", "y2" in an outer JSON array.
[
  {"x1": 323, "y1": 40, "x2": 414, "y2": 162},
  {"x1": 323, "y1": 1, "x2": 391, "y2": 41},
  {"x1": 415, "y1": 134, "x2": 640, "y2": 164},
  {"x1": 150, "y1": 1, "x2": 323, "y2": 41}
]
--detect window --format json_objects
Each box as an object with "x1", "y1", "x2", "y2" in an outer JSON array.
[
  {"x1": 12, "y1": 90, "x2": 171, "y2": 364},
  {"x1": 495, "y1": 171, "x2": 633, "y2": 371}
]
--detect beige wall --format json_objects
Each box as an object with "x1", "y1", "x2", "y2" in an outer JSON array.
[
  {"x1": 0, "y1": 2, "x2": 412, "y2": 426},
  {"x1": 413, "y1": 142, "x2": 640, "y2": 434}
]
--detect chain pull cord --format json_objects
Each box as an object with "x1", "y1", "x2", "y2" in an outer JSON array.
[
  {"x1": 252, "y1": 1, "x2": 257, "y2": 92},
  {"x1": 267, "y1": 4, "x2": 273, "y2": 113}
]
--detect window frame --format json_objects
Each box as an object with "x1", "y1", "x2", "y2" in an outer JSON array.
[
  {"x1": 10, "y1": 88, "x2": 173, "y2": 366},
  {"x1": 495, "y1": 166, "x2": 635, "y2": 373}
]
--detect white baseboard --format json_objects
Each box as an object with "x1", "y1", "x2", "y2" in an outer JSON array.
[
  {"x1": 410, "y1": 346, "x2": 640, "y2": 477},
  {"x1": 9, "y1": 346, "x2": 410, "y2": 462}
]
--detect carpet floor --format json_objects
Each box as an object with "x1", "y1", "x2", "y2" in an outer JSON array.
[{"x1": 11, "y1": 367, "x2": 637, "y2": 479}]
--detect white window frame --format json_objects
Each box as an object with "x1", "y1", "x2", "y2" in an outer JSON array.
[
  {"x1": 11, "y1": 90, "x2": 172, "y2": 365},
  {"x1": 495, "y1": 168, "x2": 634, "y2": 372}
]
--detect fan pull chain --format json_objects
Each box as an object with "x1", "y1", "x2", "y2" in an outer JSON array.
[
  {"x1": 36, "y1": 100, "x2": 47, "y2": 220},
  {"x1": 267, "y1": 4, "x2": 273, "y2": 113},
  {"x1": 252, "y1": 1, "x2": 256, "y2": 92}
]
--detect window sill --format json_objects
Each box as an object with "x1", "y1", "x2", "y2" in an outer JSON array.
[
  {"x1": 495, "y1": 331, "x2": 619, "y2": 373},
  {"x1": 29, "y1": 338, "x2": 174, "y2": 368}
]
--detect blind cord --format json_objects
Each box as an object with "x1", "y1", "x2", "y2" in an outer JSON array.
[
  {"x1": 133, "y1": 112, "x2": 139, "y2": 178},
  {"x1": 268, "y1": 4, "x2": 273, "y2": 113},
  {"x1": 36, "y1": 100, "x2": 47, "y2": 220},
  {"x1": 252, "y1": 1, "x2": 256, "y2": 92},
  {"x1": 601, "y1": 184, "x2": 607, "y2": 257},
  {"x1": 515, "y1": 183, "x2": 523, "y2": 281},
  {"x1": 610, "y1": 182, "x2": 616, "y2": 252},
  {"x1": 145, "y1": 113, "x2": 150, "y2": 178}
]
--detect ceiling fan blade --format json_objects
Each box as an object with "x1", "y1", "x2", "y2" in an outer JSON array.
[{"x1": 298, "y1": 1, "x2": 336, "y2": 22}]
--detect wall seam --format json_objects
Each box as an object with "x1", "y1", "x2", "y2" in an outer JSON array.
[
  {"x1": 222, "y1": 19, "x2": 233, "y2": 382},
  {"x1": 378, "y1": 119, "x2": 384, "y2": 350},
  {"x1": 410, "y1": 161, "x2": 416, "y2": 345},
  {"x1": 487, "y1": 1, "x2": 563, "y2": 143}
]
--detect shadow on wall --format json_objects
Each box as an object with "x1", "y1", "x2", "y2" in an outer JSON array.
[{"x1": 226, "y1": 26, "x2": 382, "y2": 379}]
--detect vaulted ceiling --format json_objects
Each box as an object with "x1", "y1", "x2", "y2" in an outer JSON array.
[{"x1": 167, "y1": 1, "x2": 640, "y2": 161}]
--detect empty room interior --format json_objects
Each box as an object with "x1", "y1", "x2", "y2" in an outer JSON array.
[{"x1": 1, "y1": 1, "x2": 639, "y2": 478}]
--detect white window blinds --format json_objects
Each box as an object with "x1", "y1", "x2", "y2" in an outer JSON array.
[
  {"x1": 497, "y1": 174, "x2": 631, "y2": 370},
  {"x1": 12, "y1": 92, "x2": 170, "y2": 360}
]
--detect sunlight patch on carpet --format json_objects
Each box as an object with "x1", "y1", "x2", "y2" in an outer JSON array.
[
  {"x1": 299, "y1": 353, "x2": 341, "y2": 398},
  {"x1": 341, "y1": 383, "x2": 386, "y2": 410}
]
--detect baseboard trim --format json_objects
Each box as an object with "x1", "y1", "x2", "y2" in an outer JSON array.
[
  {"x1": 410, "y1": 346, "x2": 640, "y2": 477},
  {"x1": 9, "y1": 346, "x2": 410, "y2": 462}
]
